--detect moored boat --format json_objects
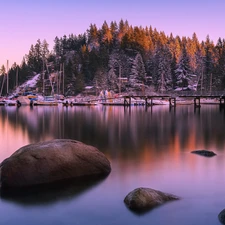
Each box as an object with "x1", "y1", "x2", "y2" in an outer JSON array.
[
  {"x1": 72, "y1": 102, "x2": 98, "y2": 106},
  {"x1": 35, "y1": 96, "x2": 58, "y2": 106}
]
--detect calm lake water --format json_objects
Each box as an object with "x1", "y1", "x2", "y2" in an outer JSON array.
[{"x1": 0, "y1": 104, "x2": 225, "y2": 225}]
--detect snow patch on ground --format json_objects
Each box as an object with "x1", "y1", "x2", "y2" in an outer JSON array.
[{"x1": 20, "y1": 74, "x2": 40, "y2": 88}]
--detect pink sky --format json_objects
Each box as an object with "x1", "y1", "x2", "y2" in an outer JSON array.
[{"x1": 1, "y1": 0, "x2": 225, "y2": 68}]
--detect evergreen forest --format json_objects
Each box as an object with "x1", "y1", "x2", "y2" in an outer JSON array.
[{"x1": 1, "y1": 19, "x2": 225, "y2": 96}]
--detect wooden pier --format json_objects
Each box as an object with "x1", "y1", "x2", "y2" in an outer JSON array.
[
  {"x1": 119, "y1": 95, "x2": 225, "y2": 108},
  {"x1": 62, "y1": 92, "x2": 225, "y2": 109}
]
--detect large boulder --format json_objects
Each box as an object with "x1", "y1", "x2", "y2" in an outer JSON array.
[
  {"x1": 124, "y1": 187, "x2": 179, "y2": 213},
  {"x1": 0, "y1": 139, "x2": 111, "y2": 190},
  {"x1": 191, "y1": 150, "x2": 216, "y2": 157}
]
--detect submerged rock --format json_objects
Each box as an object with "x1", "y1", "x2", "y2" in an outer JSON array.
[
  {"x1": 124, "y1": 187, "x2": 179, "y2": 213},
  {"x1": 0, "y1": 139, "x2": 111, "y2": 190},
  {"x1": 191, "y1": 150, "x2": 216, "y2": 157},
  {"x1": 218, "y1": 209, "x2": 225, "y2": 224}
]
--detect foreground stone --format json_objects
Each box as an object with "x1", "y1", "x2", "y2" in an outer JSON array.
[
  {"x1": 191, "y1": 150, "x2": 216, "y2": 157},
  {"x1": 124, "y1": 187, "x2": 179, "y2": 213},
  {"x1": 218, "y1": 209, "x2": 225, "y2": 224},
  {"x1": 0, "y1": 139, "x2": 111, "y2": 190}
]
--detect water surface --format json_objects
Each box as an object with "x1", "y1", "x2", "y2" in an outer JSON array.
[{"x1": 0, "y1": 104, "x2": 225, "y2": 225}]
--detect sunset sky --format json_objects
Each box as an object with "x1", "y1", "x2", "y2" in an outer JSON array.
[{"x1": 1, "y1": 0, "x2": 225, "y2": 68}]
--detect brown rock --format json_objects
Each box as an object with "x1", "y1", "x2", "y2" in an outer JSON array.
[
  {"x1": 124, "y1": 187, "x2": 179, "y2": 212},
  {"x1": 0, "y1": 139, "x2": 111, "y2": 189}
]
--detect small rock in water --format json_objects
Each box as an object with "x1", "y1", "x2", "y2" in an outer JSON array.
[
  {"x1": 191, "y1": 150, "x2": 216, "y2": 157},
  {"x1": 124, "y1": 187, "x2": 180, "y2": 213}
]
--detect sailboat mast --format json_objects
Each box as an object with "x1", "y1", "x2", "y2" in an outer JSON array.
[
  {"x1": 16, "y1": 66, "x2": 18, "y2": 90},
  {"x1": 62, "y1": 63, "x2": 65, "y2": 95},
  {"x1": 42, "y1": 59, "x2": 45, "y2": 95},
  {"x1": 59, "y1": 63, "x2": 62, "y2": 95},
  {"x1": 6, "y1": 60, "x2": 9, "y2": 95}
]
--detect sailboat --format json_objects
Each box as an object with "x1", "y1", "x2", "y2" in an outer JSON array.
[
  {"x1": 35, "y1": 60, "x2": 61, "y2": 106},
  {"x1": 0, "y1": 60, "x2": 18, "y2": 106}
]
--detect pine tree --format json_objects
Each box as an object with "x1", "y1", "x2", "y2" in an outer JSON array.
[
  {"x1": 175, "y1": 45, "x2": 192, "y2": 90},
  {"x1": 203, "y1": 35, "x2": 215, "y2": 92},
  {"x1": 110, "y1": 21, "x2": 118, "y2": 46},
  {"x1": 64, "y1": 59, "x2": 76, "y2": 96},
  {"x1": 34, "y1": 39, "x2": 43, "y2": 72},
  {"x1": 129, "y1": 53, "x2": 146, "y2": 89},
  {"x1": 107, "y1": 67, "x2": 118, "y2": 92},
  {"x1": 87, "y1": 24, "x2": 100, "y2": 50},
  {"x1": 153, "y1": 44, "x2": 172, "y2": 92},
  {"x1": 26, "y1": 39, "x2": 47, "y2": 73},
  {"x1": 118, "y1": 19, "x2": 128, "y2": 43},
  {"x1": 186, "y1": 33, "x2": 200, "y2": 73},
  {"x1": 41, "y1": 39, "x2": 50, "y2": 59},
  {"x1": 94, "y1": 67, "x2": 108, "y2": 91},
  {"x1": 54, "y1": 36, "x2": 63, "y2": 60},
  {"x1": 0, "y1": 65, "x2": 6, "y2": 75},
  {"x1": 214, "y1": 38, "x2": 225, "y2": 90},
  {"x1": 101, "y1": 21, "x2": 113, "y2": 47}
]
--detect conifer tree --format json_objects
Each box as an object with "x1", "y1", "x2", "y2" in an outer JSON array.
[
  {"x1": 203, "y1": 35, "x2": 215, "y2": 92},
  {"x1": 175, "y1": 45, "x2": 191, "y2": 90},
  {"x1": 153, "y1": 44, "x2": 172, "y2": 92},
  {"x1": 110, "y1": 21, "x2": 118, "y2": 46},
  {"x1": 101, "y1": 21, "x2": 113, "y2": 46},
  {"x1": 214, "y1": 38, "x2": 225, "y2": 90},
  {"x1": 129, "y1": 53, "x2": 146, "y2": 89},
  {"x1": 0, "y1": 65, "x2": 6, "y2": 75},
  {"x1": 118, "y1": 19, "x2": 127, "y2": 43},
  {"x1": 87, "y1": 24, "x2": 100, "y2": 50}
]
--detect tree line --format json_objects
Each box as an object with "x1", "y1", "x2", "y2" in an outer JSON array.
[{"x1": 1, "y1": 19, "x2": 225, "y2": 96}]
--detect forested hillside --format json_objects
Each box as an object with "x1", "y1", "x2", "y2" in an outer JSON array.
[{"x1": 1, "y1": 19, "x2": 225, "y2": 96}]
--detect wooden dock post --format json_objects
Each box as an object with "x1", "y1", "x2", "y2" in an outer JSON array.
[
  {"x1": 124, "y1": 96, "x2": 131, "y2": 107},
  {"x1": 129, "y1": 96, "x2": 132, "y2": 106},
  {"x1": 219, "y1": 96, "x2": 225, "y2": 110},
  {"x1": 219, "y1": 96, "x2": 225, "y2": 107},
  {"x1": 169, "y1": 97, "x2": 176, "y2": 107},
  {"x1": 151, "y1": 97, "x2": 153, "y2": 106},
  {"x1": 145, "y1": 97, "x2": 149, "y2": 106},
  {"x1": 145, "y1": 96, "x2": 153, "y2": 107},
  {"x1": 194, "y1": 97, "x2": 201, "y2": 108}
]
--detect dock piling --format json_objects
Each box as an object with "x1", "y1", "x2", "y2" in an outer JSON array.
[
  {"x1": 194, "y1": 97, "x2": 201, "y2": 108},
  {"x1": 169, "y1": 97, "x2": 176, "y2": 107}
]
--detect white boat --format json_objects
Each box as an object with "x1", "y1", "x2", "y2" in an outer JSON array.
[
  {"x1": 35, "y1": 96, "x2": 58, "y2": 106},
  {"x1": 0, "y1": 97, "x2": 6, "y2": 106},
  {"x1": 130, "y1": 97, "x2": 145, "y2": 106},
  {"x1": 4, "y1": 99, "x2": 17, "y2": 106},
  {"x1": 16, "y1": 93, "x2": 38, "y2": 106},
  {"x1": 100, "y1": 97, "x2": 145, "y2": 106},
  {"x1": 200, "y1": 98, "x2": 220, "y2": 104},
  {"x1": 100, "y1": 97, "x2": 124, "y2": 106},
  {"x1": 72, "y1": 102, "x2": 98, "y2": 106},
  {"x1": 152, "y1": 99, "x2": 169, "y2": 105}
]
